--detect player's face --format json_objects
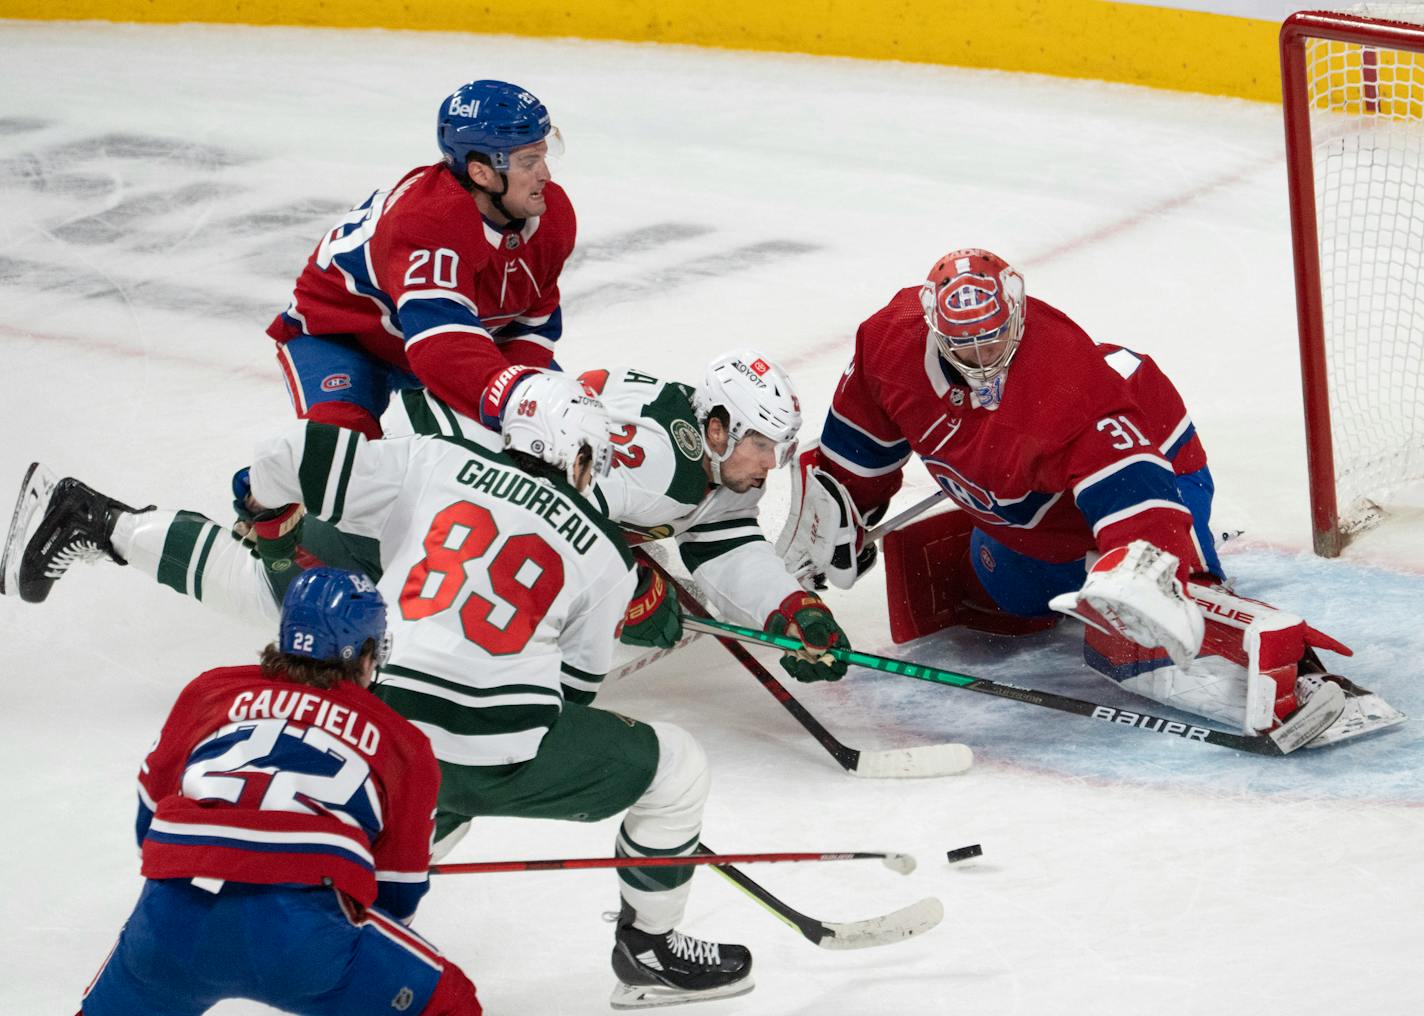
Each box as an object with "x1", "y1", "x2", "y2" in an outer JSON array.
[
  {"x1": 945, "y1": 332, "x2": 1012, "y2": 376},
  {"x1": 717, "y1": 431, "x2": 780, "y2": 493},
  {"x1": 499, "y1": 140, "x2": 553, "y2": 220}
]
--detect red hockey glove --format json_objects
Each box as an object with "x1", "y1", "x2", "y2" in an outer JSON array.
[
  {"x1": 765, "y1": 592, "x2": 850, "y2": 682},
  {"x1": 479, "y1": 365, "x2": 546, "y2": 430},
  {"x1": 619, "y1": 566, "x2": 682, "y2": 649}
]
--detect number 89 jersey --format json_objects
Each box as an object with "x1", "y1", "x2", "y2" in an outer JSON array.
[{"x1": 249, "y1": 422, "x2": 637, "y2": 768}]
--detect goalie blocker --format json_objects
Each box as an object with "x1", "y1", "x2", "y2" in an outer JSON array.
[{"x1": 876, "y1": 509, "x2": 1403, "y2": 746}]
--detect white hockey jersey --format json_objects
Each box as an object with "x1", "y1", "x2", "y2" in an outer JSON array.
[
  {"x1": 249, "y1": 421, "x2": 636, "y2": 766},
  {"x1": 580, "y1": 367, "x2": 803, "y2": 626}
]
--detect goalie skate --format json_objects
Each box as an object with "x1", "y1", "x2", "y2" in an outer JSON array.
[
  {"x1": 1297, "y1": 672, "x2": 1407, "y2": 749},
  {"x1": 1, "y1": 462, "x2": 58, "y2": 597}
]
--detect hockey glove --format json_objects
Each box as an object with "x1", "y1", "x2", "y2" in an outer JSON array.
[
  {"x1": 619, "y1": 565, "x2": 683, "y2": 649},
  {"x1": 232, "y1": 468, "x2": 306, "y2": 572},
  {"x1": 776, "y1": 448, "x2": 880, "y2": 591},
  {"x1": 765, "y1": 591, "x2": 850, "y2": 682},
  {"x1": 479, "y1": 365, "x2": 546, "y2": 430},
  {"x1": 1049, "y1": 540, "x2": 1203, "y2": 667}
]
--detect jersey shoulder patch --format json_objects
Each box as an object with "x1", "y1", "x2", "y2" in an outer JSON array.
[{"x1": 638, "y1": 382, "x2": 707, "y2": 506}]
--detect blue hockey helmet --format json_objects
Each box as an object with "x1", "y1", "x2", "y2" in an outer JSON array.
[
  {"x1": 279, "y1": 567, "x2": 390, "y2": 666},
  {"x1": 437, "y1": 80, "x2": 558, "y2": 177}
]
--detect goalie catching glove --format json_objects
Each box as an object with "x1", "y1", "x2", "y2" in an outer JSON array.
[
  {"x1": 619, "y1": 564, "x2": 682, "y2": 649},
  {"x1": 776, "y1": 447, "x2": 880, "y2": 590},
  {"x1": 765, "y1": 591, "x2": 850, "y2": 682},
  {"x1": 1049, "y1": 540, "x2": 1203, "y2": 666}
]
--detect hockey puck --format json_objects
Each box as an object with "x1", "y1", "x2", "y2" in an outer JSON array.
[{"x1": 945, "y1": 844, "x2": 983, "y2": 863}]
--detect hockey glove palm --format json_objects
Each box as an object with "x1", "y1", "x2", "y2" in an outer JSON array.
[
  {"x1": 620, "y1": 566, "x2": 682, "y2": 649},
  {"x1": 765, "y1": 592, "x2": 850, "y2": 682}
]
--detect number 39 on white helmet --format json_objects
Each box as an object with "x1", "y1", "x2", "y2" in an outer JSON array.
[
  {"x1": 693, "y1": 350, "x2": 803, "y2": 481},
  {"x1": 501, "y1": 372, "x2": 615, "y2": 489}
]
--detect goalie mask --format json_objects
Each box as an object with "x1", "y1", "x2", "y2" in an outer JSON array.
[
  {"x1": 693, "y1": 350, "x2": 802, "y2": 482},
  {"x1": 920, "y1": 249, "x2": 1026, "y2": 386},
  {"x1": 501, "y1": 372, "x2": 615, "y2": 489}
]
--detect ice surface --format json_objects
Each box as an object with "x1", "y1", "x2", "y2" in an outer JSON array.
[{"x1": 2, "y1": 20, "x2": 1422, "y2": 1016}]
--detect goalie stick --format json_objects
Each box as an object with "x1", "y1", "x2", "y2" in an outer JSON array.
[
  {"x1": 634, "y1": 549, "x2": 973, "y2": 778},
  {"x1": 682, "y1": 615, "x2": 1346, "y2": 757},
  {"x1": 697, "y1": 847, "x2": 944, "y2": 950},
  {"x1": 430, "y1": 849, "x2": 916, "y2": 876}
]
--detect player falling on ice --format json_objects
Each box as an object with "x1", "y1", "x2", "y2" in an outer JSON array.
[
  {"x1": 80, "y1": 566, "x2": 482, "y2": 1016},
  {"x1": 268, "y1": 78, "x2": 575, "y2": 439},
  {"x1": 3, "y1": 350, "x2": 851, "y2": 690},
  {"x1": 778, "y1": 247, "x2": 1403, "y2": 746}
]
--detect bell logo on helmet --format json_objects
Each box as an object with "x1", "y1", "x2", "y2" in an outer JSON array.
[{"x1": 448, "y1": 97, "x2": 481, "y2": 118}]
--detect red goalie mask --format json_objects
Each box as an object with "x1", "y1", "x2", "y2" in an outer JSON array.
[{"x1": 920, "y1": 248, "x2": 1026, "y2": 385}]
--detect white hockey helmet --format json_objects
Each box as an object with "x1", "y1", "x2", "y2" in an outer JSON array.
[
  {"x1": 919, "y1": 248, "x2": 1026, "y2": 385},
  {"x1": 693, "y1": 350, "x2": 802, "y2": 478},
  {"x1": 501, "y1": 372, "x2": 615, "y2": 488}
]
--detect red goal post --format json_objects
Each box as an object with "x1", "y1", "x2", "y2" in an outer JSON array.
[{"x1": 1281, "y1": 8, "x2": 1424, "y2": 557}]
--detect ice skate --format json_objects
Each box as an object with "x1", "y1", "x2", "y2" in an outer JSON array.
[
  {"x1": 1295, "y1": 669, "x2": 1406, "y2": 748},
  {"x1": 5, "y1": 467, "x2": 150, "y2": 603},
  {"x1": 609, "y1": 903, "x2": 753, "y2": 1010}
]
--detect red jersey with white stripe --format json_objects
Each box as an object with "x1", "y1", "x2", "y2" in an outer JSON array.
[
  {"x1": 818, "y1": 287, "x2": 1209, "y2": 575},
  {"x1": 136, "y1": 665, "x2": 440, "y2": 917},
  {"x1": 267, "y1": 163, "x2": 576, "y2": 420}
]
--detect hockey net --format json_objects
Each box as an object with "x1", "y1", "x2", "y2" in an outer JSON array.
[{"x1": 1282, "y1": 5, "x2": 1424, "y2": 556}]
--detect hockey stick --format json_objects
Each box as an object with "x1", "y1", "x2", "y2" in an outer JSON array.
[
  {"x1": 430, "y1": 849, "x2": 915, "y2": 876},
  {"x1": 682, "y1": 615, "x2": 1345, "y2": 757},
  {"x1": 633, "y1": 549, "x2": 972, "y2": 777},
  {"x1": 697, "y1": 847, "x2": 943, "y2": 950},
  {"x1": 605, "y1": 630, "x2": 704, "y2": 683},
  {"x1": 864, "y1": 490, "x2": 948, "y2": 543}
]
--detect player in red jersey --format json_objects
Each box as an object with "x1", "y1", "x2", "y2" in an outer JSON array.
[
  {"x1": 79, "y1": 568, "x2": 480, "y2": 1016},
  {"x1": 268, "y1": 79, "x2": 575, "y2": 439},
  {"x1": 780, "y1": 249, "x2": 1398, "y2": 744}
]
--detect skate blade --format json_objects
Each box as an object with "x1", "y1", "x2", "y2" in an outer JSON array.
[
  {"x1": 1306, "y1": 691, "x2": 1407, "y2": 748},
  {"x1": 0, "y1": 462, "x2": 58, "y2": 597},
  {"x1": 609, "y1": 976, "x2": 755, "y2": 1010}
]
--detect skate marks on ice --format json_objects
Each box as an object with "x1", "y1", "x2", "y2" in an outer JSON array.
[
  {"x1": 825, "y1": 548, "x2": 1423, "y2": 803},
  {"x1": 0, "y1": 123, "x2": 822, "y2": 328}
]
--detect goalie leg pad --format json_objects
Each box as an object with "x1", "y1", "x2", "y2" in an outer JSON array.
[{"x1": 883, "y1": 512, "x2": 1059, "y2": 643}]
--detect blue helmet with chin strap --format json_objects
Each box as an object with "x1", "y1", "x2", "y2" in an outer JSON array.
[
  {"x1": 437, "y1": 80, "x2": 555, "y2": 177},
  {"x1": 279, "y1": 567, "x2": 390, "y2": 666}
]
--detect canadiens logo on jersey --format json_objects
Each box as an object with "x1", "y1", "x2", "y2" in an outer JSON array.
[
  {"x1": 321, "y1": 373, "x2": 352, "y2": 392},
  {"x1": 922, "y1": 456, "x2": 1058, "y2": 529}
]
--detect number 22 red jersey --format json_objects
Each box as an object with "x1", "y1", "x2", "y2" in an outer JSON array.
[{"x1": 136, "y1": 664, "x2": 440, "y2": 920}]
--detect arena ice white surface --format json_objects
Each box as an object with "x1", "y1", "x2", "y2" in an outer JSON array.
[{"x1": 2, "y1": 20, "x2": 1422, "y2": 1015}]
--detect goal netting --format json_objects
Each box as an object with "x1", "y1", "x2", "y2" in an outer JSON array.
[{"x1": 1282, "y1": 4, "x2": 1424, "y2": 555}]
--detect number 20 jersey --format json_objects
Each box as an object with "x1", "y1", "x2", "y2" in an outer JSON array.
[
  {"x1": 249, "y1": 422, "x2": 637, "y2": 768},
  {"x1": 137, "y1": 665, "x2": 440, "y2": 919}
]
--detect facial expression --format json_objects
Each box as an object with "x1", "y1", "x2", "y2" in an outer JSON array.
[
  {"x1": 476, "y1": 139, "x2": 552, "y2": 222},
  {"x1": 713, "y1": 429, "x2": 780, "y2": 493}
]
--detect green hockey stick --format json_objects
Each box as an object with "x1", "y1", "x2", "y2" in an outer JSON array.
[{"x1": 680, "y1": 615, "x2": 1343, "y2": 757}]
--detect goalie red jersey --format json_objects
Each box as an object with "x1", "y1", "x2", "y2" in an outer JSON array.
[
  {"x1": 135, "y1": 664, "x2": 440, "y2": 920},
  {"x1": 817, "y1": 286, "x2": 1212, "y2": 578},
  {"x1": 267, "y1": 164, "x2": 575, "y2": 421}
]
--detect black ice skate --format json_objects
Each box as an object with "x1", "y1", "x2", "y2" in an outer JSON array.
[
  {"x1": 610, "y1": 902, "x2": 753, "y2": 1010},
  {"x1": 2, "y1": 465, "x2": 150, "y2": 603}
]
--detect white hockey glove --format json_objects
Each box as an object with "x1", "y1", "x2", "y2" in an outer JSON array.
[
  {"x1": 1049, "y1": 540, "x2": 1204, "y2": 667},
  {"x1": 776, "y1": 450, "x2": 871, "y2": 590}
]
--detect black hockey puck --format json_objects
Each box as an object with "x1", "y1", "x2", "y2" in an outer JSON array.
[{"x1": 945, "y1": 844, "x2": 983, "y2": 863}]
